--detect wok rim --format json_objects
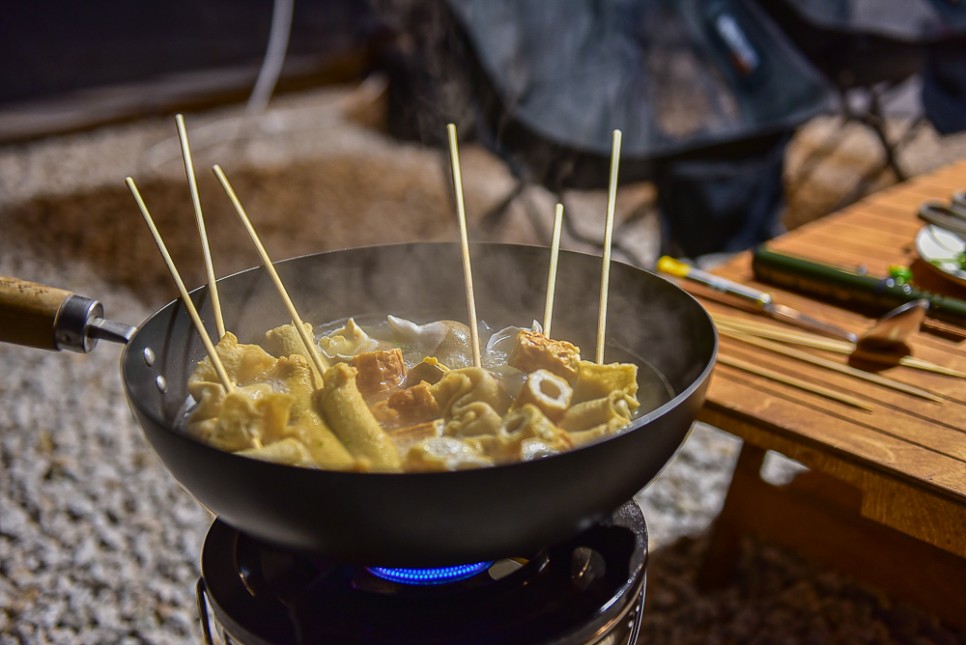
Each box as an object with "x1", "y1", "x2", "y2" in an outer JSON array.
[{"x1": 121, "y1": 240, "x2": 718, "y2": 481}]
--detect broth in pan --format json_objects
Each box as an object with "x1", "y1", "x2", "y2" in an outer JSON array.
[{"x1": 182, "y1": 314, "x2": 672, "y2": 473}]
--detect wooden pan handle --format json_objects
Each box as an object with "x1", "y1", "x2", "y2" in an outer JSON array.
[{"x1": 0, "y1": 276, "x2": 77, "y2": 350}]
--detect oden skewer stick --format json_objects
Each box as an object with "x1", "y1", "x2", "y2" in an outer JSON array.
[
  {"x1": 713, "y1": 313, "x2": 966, "y2": 378},
  {"x1": 212, "y1": 164, "x2": 331, "y2": 380},
  {"x1": 446, "y1": 123, "x2": 482, "y2": 368},
  {"x1": 543, "y1": 202, "x2": 564, "y2": 337},
  {"x1": 596, "y1": 129, "x2": 622, "y2": 364},
  {"x1": 125, "y1": 177, "x2": 234, "y2": 394},
  {"x1": 175, "y1": 114, "x2": 225, "y2": 339},
  {"x1": 720, "y1": 327, "x2": 943, "y2": 403},
  {"x1": 717, "y1": 354, "x2": 874, "y2": 411}
]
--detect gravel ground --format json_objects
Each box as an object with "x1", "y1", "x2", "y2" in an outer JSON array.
[{"x1": 1, "y1": 85, "x2": 964, "y2": 643}]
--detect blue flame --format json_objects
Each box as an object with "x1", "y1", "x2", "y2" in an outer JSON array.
[{"x1": 368, "y1": 562, "x2": 492, "y2": 586}]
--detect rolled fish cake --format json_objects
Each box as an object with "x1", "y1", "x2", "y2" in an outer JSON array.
[{"x1": 314, "y1": 362, "x2": 402, "y2": 472}]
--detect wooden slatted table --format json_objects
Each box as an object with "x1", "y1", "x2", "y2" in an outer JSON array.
[{"x1": 693, "y1": 160, "x2": 966, "y2": 626}]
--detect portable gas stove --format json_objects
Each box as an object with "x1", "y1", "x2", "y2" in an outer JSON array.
[{"x1": 197, "y1": 500, "x2": 648, "y2": 644}]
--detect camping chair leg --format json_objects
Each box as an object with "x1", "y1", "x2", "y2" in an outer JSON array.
[
  {"x1": 558, "y1": 192, "x2": 604, "y2": 249},
  {"x1": 831, "y1": 112, "x2": 928, "y2": 211},
  {"x1": 479, "y1": 178, "x2": 527, "y2": 234},
  {"x1": 555, "y1": 192, "x2": 648, "y2": 267},
  {"x1": 863, "y1": 87, "x2": 907, "y2": 181},
  {"x1": 437, "y1": 145, "x2": 529, "y2": 238},
  {"x1": 823, "y1": 83, "x2": 928, "y2": 211},
  {"x1": 518, "y1": 189, "x2": 554, "y2": 246}
]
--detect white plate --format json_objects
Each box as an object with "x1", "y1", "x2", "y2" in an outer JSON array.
[{"x1": 915, "y1": 224, "x2": 966, "y2": 287}]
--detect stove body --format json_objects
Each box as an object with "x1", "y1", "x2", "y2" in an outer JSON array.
[{"x1": 198, "y1": 501, "x2": 648, "y2": 644}]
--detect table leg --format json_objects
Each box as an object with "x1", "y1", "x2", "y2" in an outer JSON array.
[
  {"x1": 699, "y1": 441, "x2": 966, "y2": 628},
  {"x1": 698, "y1": 442, "x2": 767, "y2": 589}
]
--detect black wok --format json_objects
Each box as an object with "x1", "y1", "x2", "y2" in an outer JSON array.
[{"x1": 11, "y1": 242, "x2": 717, "y2": 566}]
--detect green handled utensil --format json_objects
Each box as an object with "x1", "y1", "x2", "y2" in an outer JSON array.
[{"x1": 751, "y1": 247, "x2": 966, "y2": 327}]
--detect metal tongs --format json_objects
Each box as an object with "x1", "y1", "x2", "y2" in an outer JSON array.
[
  {"x1": 656, "y1": 256, "x2": 935, "y2": 359},
  {"x1": 656, "y1": 256, "x2": 858, "y2": 342},
  {"x1": 917, "y1": 191, "x2": 966, "y2": 240}
]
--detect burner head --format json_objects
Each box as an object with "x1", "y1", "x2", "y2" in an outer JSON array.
[
  {"x1": 199, "y1": 501, "x2": 647, "y2": 645},
  {"x1": 367, "y1": 562, "x2": 493, "y2": 586}
]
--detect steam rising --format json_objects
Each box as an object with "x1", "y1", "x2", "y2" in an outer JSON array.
[{"x1": 129, "y1": 242, "x2": 714, "y2": 429}]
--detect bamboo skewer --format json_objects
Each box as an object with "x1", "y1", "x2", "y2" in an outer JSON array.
[
  {"x1": 713, "y1": 313, "x2": 966, "y2": 379},
  {"x1": 717, "y1": 354, "x2": 875, "y2": 411},
  {"x1": 720, "y1": 327, "x2": 944, "y2": 403},
  {"x1": 446, "y1": 123, "x2": 482, "y2": 368},
  {"x1": 176, "y1": 114, "x2": 225, "y2": 339},
  {"x1": 543, "y1": 202, "x2": 564, "y2": 337},
  {"x1": 125, "y1": 177, "x2": 234, "y2": 395},
  {"x1": 714, "y1": 314, "x2": 853, "y2": 349},
  {"x1": 211, "y1": 165, "x2": 330, "y2": 381},
  {"x1": 596, "y1": 129, "x2": 622, "y2": 364}
]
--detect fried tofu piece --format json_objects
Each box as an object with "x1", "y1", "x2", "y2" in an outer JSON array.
[
  {"x1": 508, "y1": 330, "x2": 581, "y2": 382},
  {"x1": 369, "y1": 380, "x2": 442, "y2": 427},
  {"x1": 350, "y1": 348, "x2": 407, "y2": 398},
  {"x1": 387, "y1": 381, "x2": 441, "y2": 424},
  {"x1": 404, "y1": 357, "x2": 449, "y2": 386}
]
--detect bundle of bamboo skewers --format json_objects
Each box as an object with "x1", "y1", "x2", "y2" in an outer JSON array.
[{"x1": 711, "y1": 310, "x2": 963, "y2": 411}]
